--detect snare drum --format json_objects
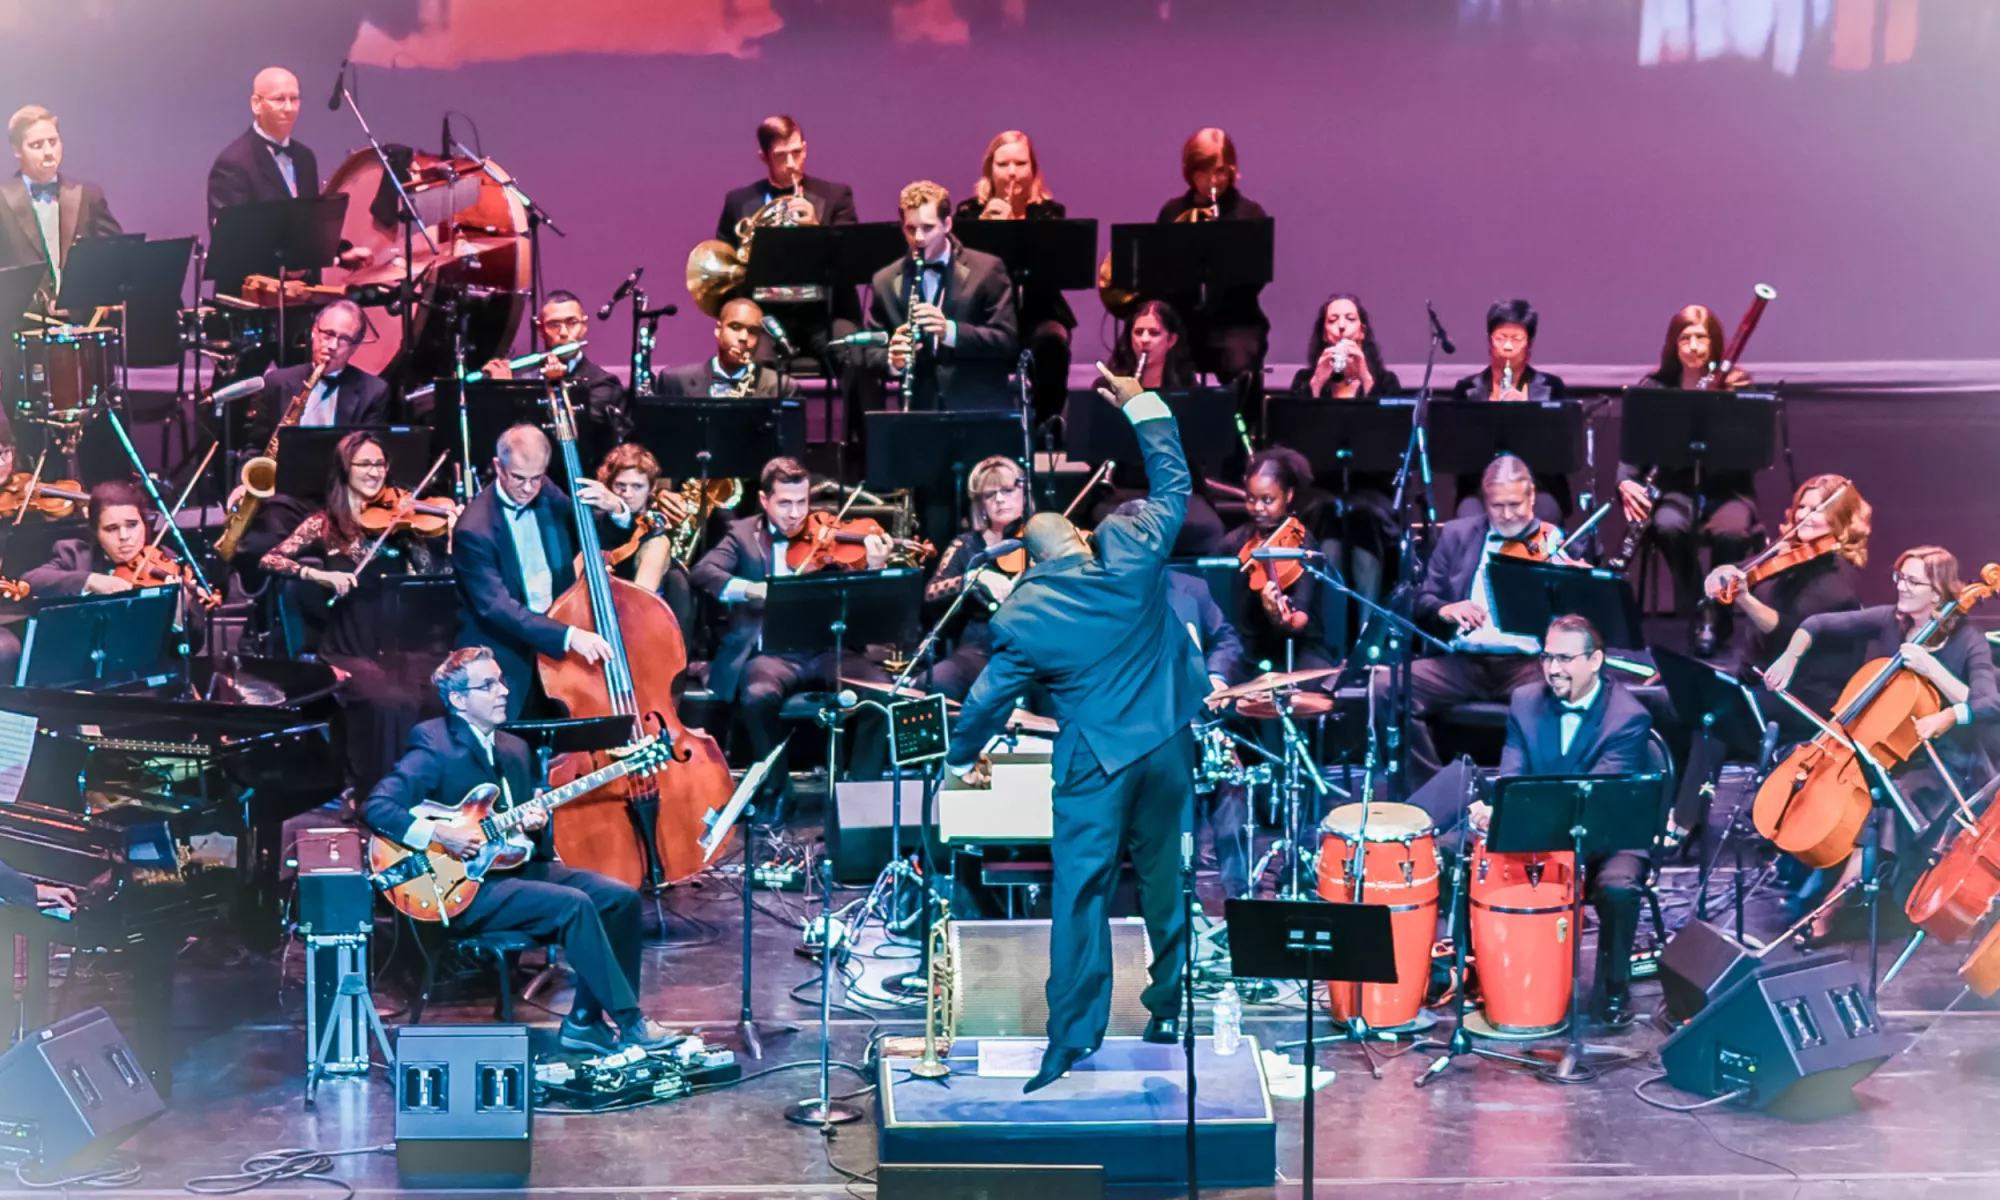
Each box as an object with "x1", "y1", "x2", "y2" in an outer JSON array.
[
  {"x1": 1317, "y1": 801, "x2": 1438, "y2": 1029},
  {"x1": 1468, "y1": 836, "x2": 1575, "y2": 1036},
  {"x1": 15, "y1": 325, "x2": 119, "y2": 414}
]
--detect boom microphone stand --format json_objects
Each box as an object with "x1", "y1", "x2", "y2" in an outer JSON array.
[
  {"x1": 334, "y1": 62, "x2": 439, "y2": 379},
  {"x1": 1381, "y1": 302, "x2": 1452, "y2": 801}
]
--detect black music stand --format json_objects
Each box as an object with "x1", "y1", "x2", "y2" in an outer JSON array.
[
  {"x1": 954, "y1": 219, "x2": 1098, "y2": 292},
  {"x1": 749, "y1": 223, "x2": 906, "y2": 298},
  {"x1": 378, "y1": 574, "x2": 461, "y2": 660},
  {"x1": 1487, "y1": 556, "x2": 1646, "y2": 651},
  {"x1": 864, "y1": 411, "x2": 1025, "y2": 542},
  {"x1": 1106, "y1": 220, "x2": 1274, "y2": 317},
  {"x1": 1619, "y1": 387, "x2": 1779, "y2": 487},
  {"x1": 1262, "y1": 397, "x2": 1414, "y2": 479},
  {"x1": 1226, "y1": 898, "x2": 1394, "y2": 1198},
  {"x1": 1427, "y1": 398, "x2": 1585, "y2": 478},
  {"x1": 762, "y1": 570, "x2": 924, "y2": 660},
  {"x1": 455, "y1": 379, "x2": 552, "y2": 480},
  {"x1": 16, "y1": 588, "x2": 181, "y2": 689},
  {"x1": 1486, "y1": 773, "x2": 1662, "y2": 1083},
  {"x1": 274, "y1": 425, "x2": 434, "y2": 496},
  {"x1": 1063, "y1": 388, "x2": 1242, "y2": 489},
  {"x1": 0, "y1": 262, "x2": 45, "y2": 406},
  {"x1": 1652, "y1": 646, "x2": 1770, "y2": 936},
  {"x1": 500, "y1": 715, "x2": 632, "y2": 789},
  {"x1": 205, "y1": 197, "x2": 349, "y2": 365},
  {"x1": 629, "y1": 399, "x2": 805, "y2": 483},
  {"x1": 56, "y1": 236, "x2": 193, "y2": 369}
]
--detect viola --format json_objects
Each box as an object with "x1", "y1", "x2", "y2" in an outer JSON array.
[
  {"x1": 1754, "y1": 564, "x2": 2000, "y2": 868},
  {"x1": 1717, "y1": 533, "x2": 1838, "y2": 605},
  {"x1": 1496, "y1": 519, "x2": 1581, "y2": 565},
  {"x1": 0, "y1": 473, "x2": 88, "y2": 520},
  {"x1": 357, "y1": 486, "x2": 458, "y2": 536},
  {"x1": 113, "y1": 545, "x2": 221, "y2": 609},
  {"x1": 785, "y1": 511, "x2": 935, "y2": 574},
  {"x1": 1239, "y1": 516, "x2": 1307, "y2": 593},
  {"x1": 990, "y1": 457, "x2": 1115, "y2": 576}
]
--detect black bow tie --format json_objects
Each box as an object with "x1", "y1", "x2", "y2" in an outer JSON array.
[{"x1": 25, "y1": 181, "x2": 56, "y2": 204}]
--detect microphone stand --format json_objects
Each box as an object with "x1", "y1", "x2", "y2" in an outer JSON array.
[
  {"x1": 1383, "y1": 307, "x2": 1447, "y2": 802},
  {"x1": 335, "y1": 69, "x2": 438, "y2": 394},
  {"x1": 454, "y1": 141, "x2": 563, "y2": 329}
]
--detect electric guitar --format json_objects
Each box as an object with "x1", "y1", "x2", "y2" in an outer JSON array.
[{"x1": 367, "y1": 735, "x2": 678, "y2": 923}]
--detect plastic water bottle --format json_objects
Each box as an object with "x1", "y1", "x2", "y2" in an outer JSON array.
[{"x1": 1212, "y1": 983, "x2": 1243, "y2": 1056}]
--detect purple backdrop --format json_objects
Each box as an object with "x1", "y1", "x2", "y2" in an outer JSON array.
[{"x1": 1, "y1": 0, "x2": 1994, "y2": 370}]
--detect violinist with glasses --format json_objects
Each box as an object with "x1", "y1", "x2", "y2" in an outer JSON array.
[
  {"x1": 922, "y1": 455, "x2": 1030, "y2": 702},
  {"x1": 261, "y1": 431, "x2": 456, "y2": 794}
]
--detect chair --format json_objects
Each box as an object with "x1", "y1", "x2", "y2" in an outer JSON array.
[
  {"x1": 1635, "y1": 729, "x2": 1680, "y2": 951},
  {"x1": 406, "y1": 924, "x2": 539, "y2": 1026}
]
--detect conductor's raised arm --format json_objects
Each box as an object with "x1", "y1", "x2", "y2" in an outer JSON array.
[{"x1": 1091, "y1": 364, "x2": 1188, "y2": 562}]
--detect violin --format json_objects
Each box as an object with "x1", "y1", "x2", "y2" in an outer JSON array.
[
  {"x1": 113, "y1": 545, "x2": 221, "y2": 609},
  {"x1": 1239, "y1": 515, "x2": 1307, "y2": 593},
  {"x1": 990, "y1": 457, "x2": 1116, "y2": 576},
  {"x1": 1497, "y1": 519, "x2": 1583, "y2": 566},
  {"x1": 0, "y1": 472, "x2": 88, "y2": 520},
  {"x1": 603, "y1": 508, "x2": 673, "y2": 570},
  {"x1": 785, "y1": 511, "x2": 935, "y2": 574},
  {"x1": 1716, "y1": 533, "x2": 1838, "y2": 605},
  {"x1": 1754, "y1": 564, "x2": 2000, "y2": 868},
  {"x1": 357, "y1": 486, "x2": 458, "y2": 536}
]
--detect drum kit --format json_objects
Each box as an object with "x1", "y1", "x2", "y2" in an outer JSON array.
[{"x1": 1196, "y1": 667, "x2": 1345, "y2": 898}]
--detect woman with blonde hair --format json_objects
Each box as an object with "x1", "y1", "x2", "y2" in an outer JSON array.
[
  {"x1": 955, "y1": 131, "x2": 1074, "y2": 429},
  {"x1": 921, "y1": 454, "x2": 1032, "y2": 700}
]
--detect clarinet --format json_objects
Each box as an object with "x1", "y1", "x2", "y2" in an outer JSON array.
[
  {"x1": 1606, "y1": 466, "x2": 1660, "y2": 574},
  {"x1": 899, "y1": 249, "x2": 924, "y2": 404}
]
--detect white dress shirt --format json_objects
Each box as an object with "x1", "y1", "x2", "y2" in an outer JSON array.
[
  {"x1": 494, "y1": 487, "x2": 574, "y2": 653},
  {"x1": 915, "y1": 247, "x2": 959, "y2": 349},
  {"x1": 298, "y1": 370, "x2": 342, "y2": 427},
  {"x1": 1453, "y1": 530, "x2": 1542, "y2": 655},
  {"x1": 1557, "y1": 679, "x2": 1602, "y2": 756},
  {"x1": 252, "y1": 124, "x2": 299, "y2": 198},
  {"x1": 21, "y1": 174, "x2": 60, "y2": 287}
]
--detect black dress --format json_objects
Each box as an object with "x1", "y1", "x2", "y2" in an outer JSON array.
[
  {"x1": 920, "y1": 530, "x2": 1010, "y2": 701},
  {"x1": 1215, "y1": 522, "x2": 1335, "y2": 674},
  {"x1": 1623, "y1": 369, "x2": 1764, "y2": 616},
  {"x1": 1744, "y1": 551, "x2": 1864, "y2": 723},
  {"x1": 954, "y1": 196, "x2": 1076, "y2": 427}
]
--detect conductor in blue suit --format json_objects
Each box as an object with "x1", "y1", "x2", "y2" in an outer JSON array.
[{"x1": 947, "y1": 365, "x2": 1209, "y2": 1093}]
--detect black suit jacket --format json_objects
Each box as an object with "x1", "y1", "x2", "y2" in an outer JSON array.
[
  {"x1": 364, "y1": 715, "x2": 548, "y2": 860},
  {"x1": 206, "y1": 129, "x2": 321, "y2": 227},
  {"x1": 0, "y1": 857, "x2": 35, "y2": 905},
  {"x1": 1153, "y1": 187, "x2": 1269, "y2": 330},
  {"x1": 1415, "y1": 513, "x2": 1495, "y2": 636},
  {"x1": 867, "y1": 239, "x2": 1018, "y2": 409},
  {"x1": 1452, "y1": 365, "x2": 1568, "y2": 404},
  {"x1": 1499, "y1": 678, "x2": 1653, "y2": 778},
  {"x1": 949, "y1": 408, "x2": 1208, "y2": 786},
  {"x1": 22, "y1": 537, "x2": 105, "y2": 599},
  {"x1": 250, "y1": 363, "x2": 393, "y2": 446},
  {"x1": 0, "y1": 175, "x2": 123, "y2": 307},
  {"x1": 716, "y1": 174, "x2": 858, "y2": 245},
  {"x1": 1167, "y1": 571, "x2": 1245, "y2": 685},
  {"x1": 552, "y1": 356, "x2": 630, "y2": 467},
  {"x1": 688, "y1": 515, "x2": 779, "y2": 702},
  {"x1": 654, "y1": 360, "x2": 799, "y2": 401},
  {"x1": 451, "y1": 481, "x2": 580, "y2": 704}
]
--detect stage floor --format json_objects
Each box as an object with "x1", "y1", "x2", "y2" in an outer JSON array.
[{"x1": 10, "y1": 820, "x2": 2000, "y2": 1199}]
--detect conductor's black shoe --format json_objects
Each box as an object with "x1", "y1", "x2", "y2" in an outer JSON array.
[
  {"x1": 1142, "y1": 1014, "x2": 1182, "y2": 1045},
  {"x1": 1023, "y1": 1045, "x2": 1092, "y2": 1094}
]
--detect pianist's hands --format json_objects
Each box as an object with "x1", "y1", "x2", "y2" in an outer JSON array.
[{"x1": 35, "y1": 883, "x2": 77, "y2": 912}]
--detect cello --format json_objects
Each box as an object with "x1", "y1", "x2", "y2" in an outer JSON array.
[
  {"x1": 536, "y1": 381, "x2": 737, "y2": 888},
  {"x1": 1753, "y1": 564, "x2": 2000, "y2": 868}
]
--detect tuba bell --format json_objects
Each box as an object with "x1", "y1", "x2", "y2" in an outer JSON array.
[{"x1": 685, "y1": 186, "x2": 818, "y2": 318}]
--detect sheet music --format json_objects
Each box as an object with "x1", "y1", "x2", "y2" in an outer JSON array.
[{"x1": 0, "y1": 710, "x2": 37, "y2": 804}]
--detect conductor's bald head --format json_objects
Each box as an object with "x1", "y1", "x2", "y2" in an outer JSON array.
[{"x1": 1024, "y1": 512, "x2": 1087, "y2": 564}]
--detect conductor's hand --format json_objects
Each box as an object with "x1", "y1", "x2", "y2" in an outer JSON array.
[
  {"x1": 432, "y1": 822, "x2": 486, "y2": 862},
  {"x1": 1618, "y1": 478, "x2": 1654, "y2": 522},
  {"x1": 960, "y1": 754, "x2": 993, "y2": 789},
  {"x1": 1093, "y1": 362, "x2": 1144, "y2": 409},
  {"x1": 569, "y1": 628, "x2": 614, "y2": 664},
  {"x1": 480, "y1": 357, "x2": 515, "y2": 380},
  {"x1": 1438, "y1": 599, "x2": 1488, "y2": 633}
]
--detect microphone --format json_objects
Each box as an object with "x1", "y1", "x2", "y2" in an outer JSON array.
[
  {"x1": 326, "y1": 60, "x2": 347, "y2": 112},
  {"x1": 1249, "y1": 546, "x2": 1323, "y2": 562},
  {"x1": 441, "y1": 113, "x2": 452, "y2": 159},
  {"x1": 829, "y1": 330, "x2": 890, "y2": 348},
  {"x1": 598, "y1": 266, "x2": 644, "y2": 320},
  {"x1": 760, "y1": 314, "x2": 797, "y2": 359},
  {"x1": 967, "y1": 538, "x2": 1022, "y2": 569},
  {"x1": 1426, "y1": 300, "x2": 1456, "y2": 355},
  {"x1": 207, "y1": 373, "x2": 267, "y2": 417}
]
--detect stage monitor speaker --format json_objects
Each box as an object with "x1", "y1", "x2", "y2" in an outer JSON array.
[
  {"x1": 394, "y1": 1024, "x2": 531, "y2": 1189},
  {"x1": 1658, "y1": 920, "x2": 1827, "y2": 1025},
  {"x1": 879, "y1": 1163, "x2": 1106, "y2": 1200},
  {"x1": 829, "y1": 778, "x2": 930, "y2": 885},
  {"x1": 1659, "y1": 953, "x2": 1891, "y2": 1120},
  {"x1": 0, "y1": 1007, "x2": 165, "y2": 1170},
  {"x1": 950, "y1": 918, "x2": 1153, "y2": 1038}
]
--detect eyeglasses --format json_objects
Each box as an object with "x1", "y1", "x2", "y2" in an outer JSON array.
[
  {"x1": 1892, "y1": 573, "x2": 1932, "y2": 590},
  {"x1": 1540, "y1": 650, "x2": 1590, "y2": 666},
  {"x1": 313, "y1": 329, "x2": 361, "y2": 347},
  {"x1": 543, "y1": 316, "x2": 587, "y2": 330},
  {"x1": 351, "y1": 458, "x2": 388, "y2": 470},
  {"x1": 974, "y1": 481, "x2": 1022, "y2": 503},
  {"x1": 460, "y1": 677, "x2": 507, "y2": 694}
]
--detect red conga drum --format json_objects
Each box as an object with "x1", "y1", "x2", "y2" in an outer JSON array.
[
  {"x1": 1468, "y1": 836, "x2": 1575, "y2": 1036},
  {"x1": 1317, "y1": 802, "x2": 1438, "y2": 1029}
]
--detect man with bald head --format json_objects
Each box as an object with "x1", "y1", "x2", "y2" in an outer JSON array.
[
  {"x1": 945, "y1": 366, "x2": 1209, "y2": 1093},
  {"x1": 452, "y1": 423, "x2": 627, "y2": 718},
  {"x1": 207, "y1": 66, "x2": 321, "y2": 227}
]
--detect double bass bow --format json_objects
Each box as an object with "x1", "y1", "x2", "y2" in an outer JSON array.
[{"x1": 536, "y1": 378, "x2": 738, "y2": 889}]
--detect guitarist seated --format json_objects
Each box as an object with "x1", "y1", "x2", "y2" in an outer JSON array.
[{"x1": 364, "y1": 647, "x2": 672, "y2": 1053}]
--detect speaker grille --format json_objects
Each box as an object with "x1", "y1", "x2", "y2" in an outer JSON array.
[{"x1": 949, "y1": 918, "x2": 1154, "y2": 1038}]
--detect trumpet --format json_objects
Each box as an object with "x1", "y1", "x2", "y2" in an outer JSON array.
[{"x1": 215, "y1": 361, "x2": 323, "y2": 560}]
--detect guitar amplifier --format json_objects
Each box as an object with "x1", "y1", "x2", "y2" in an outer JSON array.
[{"x1": 0, "y1": 1008, "x2": 165, "y2": 1170}]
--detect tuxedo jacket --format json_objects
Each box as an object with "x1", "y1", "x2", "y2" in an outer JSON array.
[
  {"x1": 554, "y1": 356, "x2": 630, "y2": 468},
  {"x1": 1415, "y1": 513, "x2": 1497, "y2": 636},
  {"x1": 207, "y1": 129, "x2": 322, "y2": 228},
  {"x1": 0, "y1": 175, "x2": 123, "y2": 306},
  {"x1": 22, "y1": 537, "x2": 109, "y2": 599},
  {"x1": 716, "y1": 174, "x2": 858, "y2": 246},
  {"x1": 1167, "y1": 571, "x2": 1245, "y2": 685},
  {"x1": 250, "y1": 363, "x2": 393, "y2": 446},
  {"x1": 688, "y1": 515, "x2": 783, "y2": 703},
  {"x1": 654, "y1": 360, "x2": 799, "y2": 401},
  {"x1": 1498, "y1": 678, "x2": 1653, "y2": 778},
  {"x1": 948, "y1": 411, "x2": 1208, "y2": 788},
  {"x1": 364, "y1": 715, "x2": 549, "y2": 860},
  {"x1": 451, "y1": 481, "x2": 580, "y2": 705},
  {"x1": 866, "y1": 239, "x2": 1018, "y2": 409}
]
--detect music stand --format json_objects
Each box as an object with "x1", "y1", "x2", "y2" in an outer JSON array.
[
  {"x1": 629, "y1": 399, "x2": 805, "y2": 484},
  {"x1": 1486, "y1": 772, "x2": 1663, "y2": 1083},
  {"x1": 56, "y1": 236, "x2": 194, "y2": 369},
  {"x1": 455, "y1": 379, "x2": 553, "y2": 481},
  {"x1": 16, "y1": 588, "x2": 181, "y2": 689},
  {"x1": 954, "y1": 219, "x2": 1098, "y2": 292},
  {"x1": 762, "y1": 570, "x2": 924, "y2": 659},
  {"x1": 1652, "y1": 646, "x2": 1770, "y2": 936},
  {"x1": 1106, "y1": 220, "x2": 1274, "y2": 312},
  {"x1": 378, "y1": 574, "x2": 461, "y2": 660},
  {"x1": 274, "y1": 426, "x2": 434, "y2": 496},
  {"x1": 1486, "y1": 556, "x2": 1646, "y2": 651},
  {"x1": 205, "y1": 197, "x2": 350, "y2": 365},
  {"x1": 1063, "y1": 388, "x2": 1242, "y2": 489},
  {"x1": 1226, "y1": 898, "x2": 1394, "y2": 1199},
  {"x1": 1619, "y1": 387, "x2": 1779, "y2": 487},
  {"x1": 1426, "y1": 398, "x2": 1586, "y2": 477},
  {"x1": 749, "y1": 223, "x2": 906, "y2": 296},
  {"x1": 864, "y1": 411, "x2": 1025, "y2": 541},
  {"x1": 1262, "y1": 397, "x2": 1414, "y2": 477}
]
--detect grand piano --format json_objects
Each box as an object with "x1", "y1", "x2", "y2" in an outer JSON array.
[{"x1": 0, "y1": 655, "x2": 343, "y2": 1093}]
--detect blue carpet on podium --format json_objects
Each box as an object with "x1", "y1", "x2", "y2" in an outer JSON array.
[{"x1": 876, "y1": 1036, "x2": 1277, "y2": 1188}]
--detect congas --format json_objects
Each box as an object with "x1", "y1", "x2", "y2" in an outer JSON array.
[
  {"x1": 15, "y1": 324, "x2": 119, "y2": 415},
  {"x1": 1468, "y1": 836, "x2": 1575, "y2": 1036},
  {"x1": 1317, "y1": 802, "x2": 1438, "y2": 1029}
]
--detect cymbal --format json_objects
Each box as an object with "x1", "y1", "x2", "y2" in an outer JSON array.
[
  {"x1": 1211, "y1": 667, "x2": 1338, "y2": 704},
  {"x1": 1237, "y1": 692, "x2": 1333, "y2": 721}
]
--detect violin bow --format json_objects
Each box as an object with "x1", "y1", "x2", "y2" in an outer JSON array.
[
  {"x1": 336, "y1": 451, "x2": 451, "y2": 606},
  {"x1": 11, "y1": 449, "x2": 49, "y2": 528},
  {"x1": 1745, "y1": 482, "x2": 1850, "y2": 574},
  {"x1": 152, "y1": 442, "x2": 219, "y2": 552}
]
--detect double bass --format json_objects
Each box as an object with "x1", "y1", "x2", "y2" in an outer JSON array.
[{"x1": 536, "y1": 382, "x2": 737, "y2": 888}]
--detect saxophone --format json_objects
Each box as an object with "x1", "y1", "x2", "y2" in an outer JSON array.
[
  {"x1": 214, "y1": 361, "x2": 324, "y2": 559},
  {"x1": 662, "y1": 476, "x2": 743, "y2": 563}
]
